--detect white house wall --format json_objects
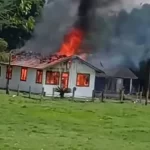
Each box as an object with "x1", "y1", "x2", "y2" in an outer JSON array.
[
  {"x1": 116, "y1": 78, "x2": 123, "y2": 92},
  {"x1": 0, "y1": 65, "x2": 7, "y2": 88},
  {"x1": 69, "y1": 59, "x2": 96, "y2": 98},
  {"x1": 43, "y1": 59, "x2": 96, "y2": 98},
  {"x1": 0, "y1": 65, "x2": 42, "y2": 94}
]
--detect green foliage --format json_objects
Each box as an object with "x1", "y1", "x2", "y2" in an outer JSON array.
[
  {"x1": 0, "y1": 0, "x2": 45, "y2": 49},
  {"x1": 0, "y1": 0, "x2": 15, "y2": 28},
  {"x1": 0, "y1": 52, "x2": 9, "y2": 62},
  {"x1": 8, "y1": 0, "x2": 41, "y2": 31},
  {"x1": 55, "y1": 87, "x2": 71, "y2": 98},
  {"x1": 0, "y1": 38, "x2": 8, "y2": 51}
]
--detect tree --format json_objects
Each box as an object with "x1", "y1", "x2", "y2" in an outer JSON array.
[
  {"x1": 0, "y1": 38, "x2": 9, "y2": 62},
  {"x1": 0, "y1": 38, "x2": 8, "y2": 51},
  {"x1": 0, "y1": 41, "x2": 9, "y2": 62},
  {"x1": 0, "y1": 0, "x2": 44, "y2": 49},
  {"x1": 0, "y1": 52, "x2": 9, "y2": 62},
  {"x1": 0, "y1": 0, "x2": 15, "y2": 28}
]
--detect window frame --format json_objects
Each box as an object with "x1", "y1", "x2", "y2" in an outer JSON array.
[
  {"x1": 76, "y1": 73, "x2": 90, "y2": 87},
  {"x1": 45, "y1": 71, "x2": 60, "y2": 85},
  {"x1": 6, "y1": 65, "x2": 13, "y2": 80},
  {"x1": 20, "y1": 67, "x2": 28, "y2": 81},
  {"x1": 35, "y1": 70, "x2": 43, "y2": 84}
]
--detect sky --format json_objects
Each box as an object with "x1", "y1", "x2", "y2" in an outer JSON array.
[
  {"x1": 122, "y1": 0, "x2": 150, "y2": 10},
  {"x1": 95, "y1": 0, "x2": 150, "y2": 15}
]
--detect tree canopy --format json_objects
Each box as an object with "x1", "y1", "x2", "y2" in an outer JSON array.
[
  {"x1": 0, "y1": 38, "x2": 9, "y2": 62},
  {"x1": 0, "y1": 0, "x2": 44, "y2": 49},
  {"x1": 0, "y1": 0, "x2": 15, "y2": 28},
  {"x1": 0, "y1": 38, "x2": 8, "y2": 52}
]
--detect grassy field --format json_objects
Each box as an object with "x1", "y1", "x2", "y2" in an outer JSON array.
[{"x1": 0, "y1": 93, "x2": 150, "y2": 150}]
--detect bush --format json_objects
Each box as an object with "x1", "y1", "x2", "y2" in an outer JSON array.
[
  {"x1": 0, "y1": 38, "x2": 8, "y2": 52},
  {"x1": 0, "y1": 52, "x2": 9, "y2": 62},
  {"x1": 55, "y1": 87, "x2": 71, "y2": 98}
]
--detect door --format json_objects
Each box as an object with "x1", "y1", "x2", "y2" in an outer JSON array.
[{"x1": 61, "y1": 72, "x2": 69, "y2": 88}]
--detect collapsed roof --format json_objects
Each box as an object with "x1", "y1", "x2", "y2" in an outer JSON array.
[{"x1": 0, "y1": 51, "x2": 104, "y2": 73}]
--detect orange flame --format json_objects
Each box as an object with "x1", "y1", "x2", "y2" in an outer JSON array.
[{"x1": 58, "y1": 28, "x2": 84, "y2": 56}]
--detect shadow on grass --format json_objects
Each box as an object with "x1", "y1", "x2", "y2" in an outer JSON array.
[
  {"x1": 21, "y1": 95, "x2": 93, "y2": 104},
  {"x1": 22, "y1": 95, "x2": 41, "y2": 101},
  {"x1": 22, "y1": 95, "x2": 67, "y2": 102},
  {"x1": 73, "y1": 100, "x2": 93, "y2": 103},
  {"x1": 22, "y1": 95, "x2": 55, "y2": 102}
]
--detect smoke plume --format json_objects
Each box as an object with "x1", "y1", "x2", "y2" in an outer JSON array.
[
  {"x1": 23, "y1": 0, "x2": 150, "y2": 70},
  {"x1": 23, "y1": 0, "x2": 121, "y2": 55},
  {"x1": 23, "y1": 0, "x2": 80, "y2": 55},
  {"x1": 75, "y1": 0, "x2": 94, "y2": 31},
  {"x1": 88, "y1": 2, "x2": 150, "y2": 70}
]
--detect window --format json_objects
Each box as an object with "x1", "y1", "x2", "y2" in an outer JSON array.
[
  {"x1": 46, "y1": 71, "x2": 60, "y2": 85},
  {"x1": 61, "y1": 72, "x2": 69, "y2": 88},
  {"x1": 76, "y1": 73, "x2": 90, "y2": 87},
  {"x1": 36, "y1": 70, "x2": 43, "y2": 84},
  {"x1": 6, "y1": 66, "x2": 12, "y2": 79},
  {"x1": 20, "y1": 67, "x2": 28, "y2": 81}
]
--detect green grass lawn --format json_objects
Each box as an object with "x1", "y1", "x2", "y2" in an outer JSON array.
[{"x1": 0, "y1": 93, "x2": 150, "y2": 150}]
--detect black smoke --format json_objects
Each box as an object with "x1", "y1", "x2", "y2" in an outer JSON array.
[
  {"x1": 23, "y1": 0, "x2": 121, "y2": 55},
  {"x1": 75, "y1": 0, "x2": 95, "y2": 31},
  {"x1": 75, "y1": 0, "x2": 120, "y2": 31}
]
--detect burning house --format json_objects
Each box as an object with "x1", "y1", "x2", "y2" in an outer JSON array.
[{"x1": 0, "y1": 52, "x2": 104, "y2": 98}]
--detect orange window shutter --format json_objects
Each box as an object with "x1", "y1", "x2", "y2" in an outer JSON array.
[
  {"x1": 36, "y1": 70, "x2": 43, "y2": 83},
  {"x1": 21, "y1": 68, "x2": 27, "y2": 81}
]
